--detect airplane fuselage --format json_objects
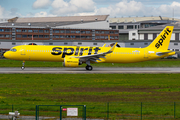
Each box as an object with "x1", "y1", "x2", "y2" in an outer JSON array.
[{"x1": 5, "y1": 45, "x2": 175, "y2": 63}]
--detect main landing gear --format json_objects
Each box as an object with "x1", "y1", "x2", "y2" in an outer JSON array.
[
  {"x1": 85, "y1": 65, "x2": 93, "y2": 71},
  {"x1": 21, "y1": 61, "x2": 25, "y2": 70},
  {"x1": 85, "y1": 61, "x2": 93, "y2": 71}
]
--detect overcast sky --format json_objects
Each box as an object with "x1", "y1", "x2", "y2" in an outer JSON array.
[{"x1": 0, "y1": 0, "x2": 180, "y2": 18}]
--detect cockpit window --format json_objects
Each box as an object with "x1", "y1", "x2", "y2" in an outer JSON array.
[{"x1": 10, "y1": 48, "x2": 17, "y2": 52}]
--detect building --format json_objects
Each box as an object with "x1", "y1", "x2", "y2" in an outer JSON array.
[
  {"x1": 0, "y1": 18, "x2": 9, "y2": 23},
  {"x1": 109, "y1": 16, "x2": 180, "y2": 40},
  {"x1": 0, "y1": 27, "x2": 118, "y2": 41},
  {"x1": 0, "y1": 15, "x2": 119, "y2": 41}
]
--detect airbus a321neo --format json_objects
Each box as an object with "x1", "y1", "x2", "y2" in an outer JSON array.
[{"x1": 4, "y1": 26, "x2": 175, "y2": 71}]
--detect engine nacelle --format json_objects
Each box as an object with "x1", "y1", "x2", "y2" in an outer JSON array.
[{"x1": 63, "y1": 56, "x2": 80, "y2": 67}]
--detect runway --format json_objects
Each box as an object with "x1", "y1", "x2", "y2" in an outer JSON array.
[{"x1": 0, "y1": 67, "x2": 180, "y2": 74}]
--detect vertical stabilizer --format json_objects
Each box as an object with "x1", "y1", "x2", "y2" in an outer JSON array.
[{"x1": 147, "y1": 26, "x2": 174, "y2": 50}]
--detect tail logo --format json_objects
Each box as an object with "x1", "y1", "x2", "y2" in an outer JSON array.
[{"x1": 155, "y1": 28, "x2": 171, "y2": 49}]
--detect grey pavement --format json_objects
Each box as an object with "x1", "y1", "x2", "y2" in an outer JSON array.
[{"x1": 0, "y1": 67, "x2": 180, "y2": 74}]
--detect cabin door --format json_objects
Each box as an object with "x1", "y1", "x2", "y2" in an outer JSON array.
[
  {"x1": 21, "y1": 46, "x2": 26, "y2": 55},
  {"x1": 144, "y1": 49, "x2": 149, "y2": 58}
]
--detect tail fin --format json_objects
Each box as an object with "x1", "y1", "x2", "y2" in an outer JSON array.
[{"x1": 147, "y1": 26, "x2": 174, "y2": 50}]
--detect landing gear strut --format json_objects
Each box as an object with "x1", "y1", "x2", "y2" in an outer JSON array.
[{"x1": 21, "y1": 61, "x2": 25, "y2": 70}]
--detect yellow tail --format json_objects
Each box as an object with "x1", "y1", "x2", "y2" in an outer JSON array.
[{"x1": 147, "y1": 26, "x2": 174, "y2": 50}]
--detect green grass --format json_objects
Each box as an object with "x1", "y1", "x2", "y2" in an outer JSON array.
[
  {"x1": 0, "y1": 59, "x2": 180, "y2": 67},
  {"x1": 0, "y1": 74, "x2": 180, "y2": 119}
]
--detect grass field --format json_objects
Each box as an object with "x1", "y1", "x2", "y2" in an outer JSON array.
[
  {"x1": 0, "y1": 74, "x2": 180, "y2": 119},
  {"x1": 0, "y1": 59, "x2": 180, "y2": 67},
  {"x1": 1, "y1": 59, "x2": 180, "y2": 119},
  {"x1": 0, "y1": 74, "x2": 180, "y2": 105}
]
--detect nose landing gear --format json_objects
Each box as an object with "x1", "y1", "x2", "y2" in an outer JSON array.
[{"x1": 21, "y1": 61, "x2": 25, "y2": 70}]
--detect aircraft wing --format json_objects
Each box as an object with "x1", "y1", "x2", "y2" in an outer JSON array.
[{"x1": 74, "y1": 42, "x2": 117, "y2": 62}]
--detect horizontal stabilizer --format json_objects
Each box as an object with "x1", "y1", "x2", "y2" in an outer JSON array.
[{"x1": 156, "y1": 51, "x2": 174, "y2": 56}]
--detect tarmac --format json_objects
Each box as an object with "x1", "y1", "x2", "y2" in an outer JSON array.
[{"x1": 0, "y1": 67, "x2": 180, "y2": 74}]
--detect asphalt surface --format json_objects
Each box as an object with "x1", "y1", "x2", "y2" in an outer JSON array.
[{"x1": 0, "y1": 67, "x2": 180, "y2": 74}]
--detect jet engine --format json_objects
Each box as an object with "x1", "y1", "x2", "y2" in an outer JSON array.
[{"x1": 63, "y1": 56, "x2": 82, "y2": 67}]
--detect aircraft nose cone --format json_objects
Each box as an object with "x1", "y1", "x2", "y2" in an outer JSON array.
[{"x1": 3, "y1": 51, "x2": 10, "y2": 59}]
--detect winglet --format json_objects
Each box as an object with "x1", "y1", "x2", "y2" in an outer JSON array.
[
  {"x1": 109, "y1": 42, "x2": 117, "y2": 52},
  {"x1": 102, "y1": 44, "x2": 106, "y2": 47}
]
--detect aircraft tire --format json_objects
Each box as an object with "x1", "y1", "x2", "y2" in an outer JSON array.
[
  {"x1": 86, "y1": 65, "x2": 93, "y2": 71},
  {"x1": 21, "y1": 66, "x2": 25, "y2": 70}
]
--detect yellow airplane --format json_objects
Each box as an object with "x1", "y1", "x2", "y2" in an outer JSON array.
[{"x1": 4, "y1": 26, "x2": 175, "y2": 71}]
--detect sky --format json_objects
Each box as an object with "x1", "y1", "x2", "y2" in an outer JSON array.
[{"x1": 0, "y1": 0, "x2": 180, "y2": 18}]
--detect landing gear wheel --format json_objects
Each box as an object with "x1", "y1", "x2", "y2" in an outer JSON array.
[
  {"x1": 21, "y1": 61, "x2": 25, "y2": 70},
  {"x1": 21, "y1": 66, "x2": 25, "y2": 70},
  {"x1": 86, "y1": 65, "x2": 93, "y2": 71}
]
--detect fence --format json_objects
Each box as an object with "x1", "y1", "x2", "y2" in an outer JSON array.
[
  {"x1": 0, "y1": 102, "x2": 180, "y2": 119},
  {"x1": 36, "y1": 105, "x2": 86, "y2": 120}
]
